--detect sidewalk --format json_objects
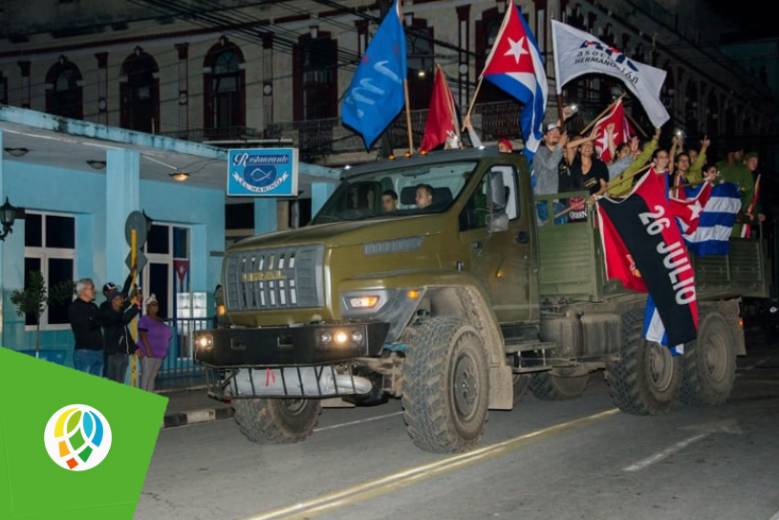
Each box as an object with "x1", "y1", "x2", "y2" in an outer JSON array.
[{"x1": 159, "y1": 388, "x2": 233, "y2": 429}]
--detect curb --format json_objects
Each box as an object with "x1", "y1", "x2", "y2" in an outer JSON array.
[{"x1": 163, "y1": 406, "x2": 234, "y2": 429}]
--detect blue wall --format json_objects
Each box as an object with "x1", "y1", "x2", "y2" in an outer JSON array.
[{"x1": 1, "y1": 159, "x2": 224, "y2": 365}]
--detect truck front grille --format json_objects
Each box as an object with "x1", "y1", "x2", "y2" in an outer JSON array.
[{"x1": 225, "y1": 245, "x2": 325, "y2": 311}]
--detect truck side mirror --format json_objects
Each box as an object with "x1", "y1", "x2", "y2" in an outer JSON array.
[{"x1": 487, "y1": 171, "x2": 509, "y2": 233}]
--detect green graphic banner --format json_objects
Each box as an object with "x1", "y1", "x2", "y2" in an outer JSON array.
[{"x1": 0, "y1": 348, "x2": 167, "y2": 519}]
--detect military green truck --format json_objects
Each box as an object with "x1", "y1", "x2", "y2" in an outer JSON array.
[{"x1": 195, "y1": 148, "x2": 769, "y2": 453}]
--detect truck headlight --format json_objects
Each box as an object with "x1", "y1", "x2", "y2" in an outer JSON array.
[
  {"x1": 196, "y1": 333, "x2": 214, "y2": 351},
  {"x1": 347, "y1": 295, "x2": 381, "y2": 309},
  {"x1": 341, "y1": 290, "x2": 390, "y2": 314}
]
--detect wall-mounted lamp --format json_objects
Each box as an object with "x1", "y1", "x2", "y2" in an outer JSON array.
[
  {"x1": 86, "y1": 160, "x2": 106, "y2": 170},
  {"x1": 0, "y1": 198, "x2": 24, "y2": 241},
  {"x1": 4, "y1": 147, "x2": 29, "y2": 158},
  {"x1": 169, "y1": 171, "x2": 190, "y2": 182}
]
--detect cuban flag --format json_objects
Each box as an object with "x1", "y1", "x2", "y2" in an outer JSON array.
[
  {"x1": 681, "y1": 182, "x2": 742, "y2": 256},
  {"x1": 480, "y1": 3, "x2": 547, "y2": 164},
  {"x1": 643, "y1": 295, "x2": 685, "y2": 355}
]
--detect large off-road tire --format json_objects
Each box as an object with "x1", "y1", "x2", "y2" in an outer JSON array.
[
  {"x1": 529, "y1": 368, "x2": 589, "y2": 400},
  {"x1": 680, "y1": 311, "x2": 737, "y2": 406},
  {"x1": 233, "y1": 398, "x2": 321, "y2": 443},
  {"x1": 402, "y1": 317, "x2": 490, "y2": 453},
  {"x1": 606, "y1": 310, "x2": 681, "y2": 415}
]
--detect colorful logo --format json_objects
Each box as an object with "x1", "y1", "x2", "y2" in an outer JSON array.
[{"x1": 43, "y1": 404, "x2": 112, "y2": 471}]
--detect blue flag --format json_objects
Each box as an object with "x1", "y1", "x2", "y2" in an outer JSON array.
[{"x1": 341, "y1": 0, "x2": 407, "y2": 149}]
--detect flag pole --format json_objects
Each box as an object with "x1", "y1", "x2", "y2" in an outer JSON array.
[
  {"x1": 579, "y1": 94, "x2": 626, "y2": 136},
  {"x1": 625, "y1": 112, "x2": 648, "y2": 139},
  {"x1": 462, "y1": 76, "x2": 484, "y2": 129},
  {"x1": 403, "y1": 79, "x2": 414, "y2": 154}
]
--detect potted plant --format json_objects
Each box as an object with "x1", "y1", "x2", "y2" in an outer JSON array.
[{"x1": 11, "y1": 271, "x2": 74, "y2": 359}]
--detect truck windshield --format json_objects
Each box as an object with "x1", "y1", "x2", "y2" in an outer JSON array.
[{"x1": 313, "y1": 161, "x2": 477, "y2": 223}]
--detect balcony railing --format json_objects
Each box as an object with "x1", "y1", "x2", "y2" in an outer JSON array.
[{"x1": 164, "y1": 100, "x2": 541, "y2": 161}]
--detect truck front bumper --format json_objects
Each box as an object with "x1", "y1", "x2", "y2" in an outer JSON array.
[{"x1": 194, "y1": 322, "x2": 390, "y2": 400}]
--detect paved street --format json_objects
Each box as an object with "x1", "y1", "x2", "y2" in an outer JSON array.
[{"x1": 137, "y1": 344, "x2": 779, "y2": 520}]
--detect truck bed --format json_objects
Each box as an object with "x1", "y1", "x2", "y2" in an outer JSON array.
[{"x1": 535, "y1": 194, "x2": 770, "y2": 303}]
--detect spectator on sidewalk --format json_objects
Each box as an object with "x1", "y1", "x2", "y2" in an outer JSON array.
[
  {"x1": 136, "y1": 294, "x2": 172, "y2": 392},
  {"x1": 68, "y1": 278, "x2": 104, "y2": 376},
  {"x1": 101, "y1": 287, "x2": 141, "y2": 384}
]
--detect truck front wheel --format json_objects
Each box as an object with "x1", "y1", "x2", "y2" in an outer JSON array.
[
  {"x1": 680, "y1": 311, "x2": 736, "y2": 406},
  {"x1": 233, "y1": 398, "x2": 321, "y2": 443},
  {"x1": 402, "y1": 317, "x2": 490, "y2": 453},
  {"x1": 606, "y1": 310, "x2": 681, "y2": 415}
]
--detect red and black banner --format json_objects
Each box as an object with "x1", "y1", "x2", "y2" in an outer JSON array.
[{"x1": 596, "y1": 170, "x2": 699, "y2": 345}]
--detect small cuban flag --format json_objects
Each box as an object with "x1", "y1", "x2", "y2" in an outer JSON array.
[{"x1": 479, "y1": 3, "x2": 548, "y2": 164}]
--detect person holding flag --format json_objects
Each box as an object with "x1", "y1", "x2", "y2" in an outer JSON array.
[
  {"x1": 464, "y1": 1, "x2": 547, "y2": 164},
  {"x1": 341, "y1": 0, "x2": 408, "y2": 151}
]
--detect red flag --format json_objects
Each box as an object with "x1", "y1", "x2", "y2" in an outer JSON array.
[
  {"x1": 592, "y1": 99, "x2": 632, "y2": 163},
  {"x1": 420, "y1": 65, "x2": 460, "y2": 152},
  {"x1": 597, "y1": 168, "x2": 699, "y2": 345}
]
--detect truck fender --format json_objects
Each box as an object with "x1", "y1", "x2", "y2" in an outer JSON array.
[{"x1": 424, "y1": 283, "x2": 513, "y2": 411}]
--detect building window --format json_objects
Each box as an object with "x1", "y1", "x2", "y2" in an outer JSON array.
[
  {"x1": 120, "y1": 47, "x2": 160, "y2": 133},
  {"x1": 45, "y1": 57, "x2": 83, "y2": 119},
  {"x1": 293, "y1": 31, "x2": 338, "y2": 121},
  {"x1": 406, "y1": 19, "x2": 434, "y2": 110},
  {"x1": 204, "y1": 38, "x2": 246, "y2": 135},
  {"x1": 24, "y1": 212, "x2": 76, "y2": 329},
  {"x1": 143, "y1": 223, "x2": 190, "y2": 320}
]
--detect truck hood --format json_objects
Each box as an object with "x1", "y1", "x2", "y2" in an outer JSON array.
[{"x1": 230, "y1": 215, "x2": 444, "y2": 251}]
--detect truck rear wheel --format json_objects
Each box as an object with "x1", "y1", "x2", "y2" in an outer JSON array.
[
  {"x1": 402, "y1": 317, "x2": 490, "y2": 453},
  {"x1": 606, "y1": 310, "x2": 681, "y2": 415},
  {"x1": 529, "y1": 369, "x2": 589, "y2": 400},
  {"x1": 680, "y1": 312, "x2": 736, "y2": 406},
  {"x1": 233, "y1": 398, "x2": 321, "y2": 443}
]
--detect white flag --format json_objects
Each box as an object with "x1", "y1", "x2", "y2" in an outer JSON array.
[{"x1": 551, "y1": 20, "x2": 670, "y2": 128}]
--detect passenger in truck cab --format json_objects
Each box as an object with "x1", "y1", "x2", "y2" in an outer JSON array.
[
  {"x1": 415, "y1": 184, "x2": 434, "y2": 209},
  {"x1": 381, "y1": 189, "x2": 398, "y2": 213}
]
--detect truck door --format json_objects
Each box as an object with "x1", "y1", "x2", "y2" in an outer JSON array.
[{"x1": 458, "y1": 164, "x2": 538, "y2": 323}]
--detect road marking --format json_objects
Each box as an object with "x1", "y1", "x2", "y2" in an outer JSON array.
[
  {"x1": 243, "y1": 408, "x2": 619, "y2": 520},
  {"x1": 769, "y1": 509, "x2": 779, "y2": 520},
  {"x1": 313, "y1": 411, "x2": 404, "y2": 433},
  {"x1": 622, "y1": 433, "x2": 709, "y2": 472}
]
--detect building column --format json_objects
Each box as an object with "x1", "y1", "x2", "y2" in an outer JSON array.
[
  {"x1": 95, "y1": 53, "x2": 109, "y2": 125},
  {"x1": 17, "y1": 61, "x2": 31, "y2": 109},
  {"x1": 262, "y1": 33, "x2": 274, "y2": 129},
  {"x1": 254, "y1": 199, "x2": 277, "y2": 235},
  {"x1": 456, "y1": 4, "x2": 470, "y2": 111},
  {"x1": 311, "y1": 182, "x2": 335, "y2": 217},
  {"x1": 105, "y1": 149, "x2": 140, "y2": 285},
  {"x1": 175, "y1": 43, "x2": 190, "y2": 134}
]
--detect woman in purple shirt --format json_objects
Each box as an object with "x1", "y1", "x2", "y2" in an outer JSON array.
[{"x1": 137, "y1": 294, "x2": 172, "y2": 392}]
